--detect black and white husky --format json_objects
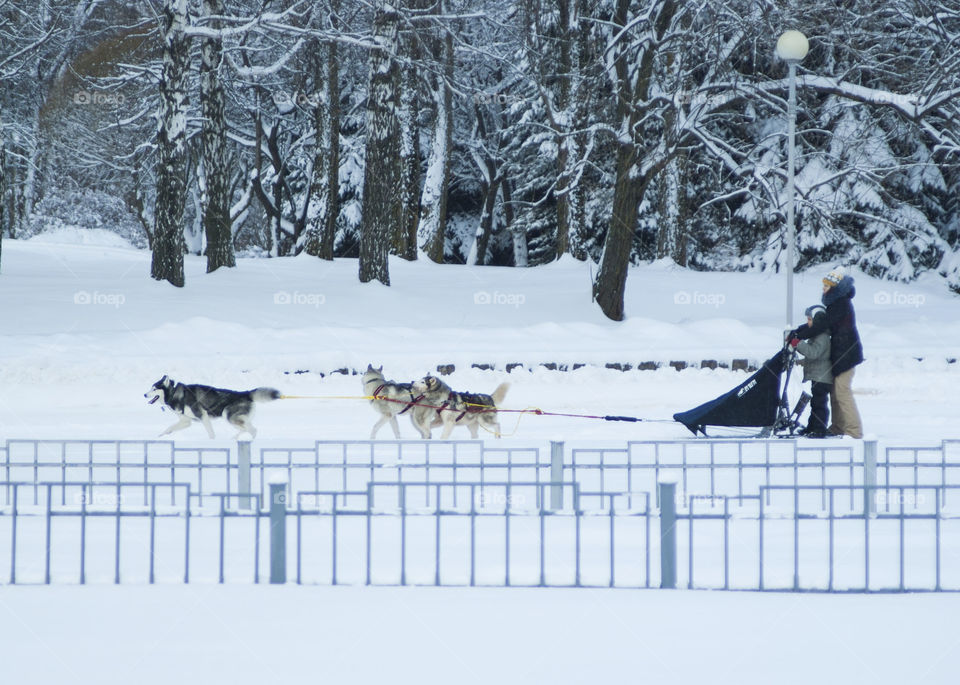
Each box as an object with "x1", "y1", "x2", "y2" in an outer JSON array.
[
  {"x1": 362, "y1": 365, "x2": 421, "y2": 439},
  {"x1": 145, "y1": 375, "x2": 281, "y2": 439},
  {"x1": 411, "y1": 375, "x2": 510, "y2": 439}
]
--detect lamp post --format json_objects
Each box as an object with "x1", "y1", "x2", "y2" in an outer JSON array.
[{"x1": 776, "y1": 30, "x2": 808, "y2": 328}]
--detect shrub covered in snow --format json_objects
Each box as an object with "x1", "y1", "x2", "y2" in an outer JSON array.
[{"x1": 25, "y1": 187, "x2": 148, "y2": 249}]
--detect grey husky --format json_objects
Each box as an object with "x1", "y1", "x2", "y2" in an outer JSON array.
[
  {"x1": 362, "y1": 365, "x2": 422, "y2": 439},
  {"x1": 411, "y1": 375, "x2": 510, "y2": 439},
  {"x1": 145, "y1": 375, "x2": 281, "y2": 438}
]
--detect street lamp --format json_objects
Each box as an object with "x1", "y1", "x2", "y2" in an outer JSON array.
[{"x1": 776, "y1": 30, "x2": 808, "y2": 328}]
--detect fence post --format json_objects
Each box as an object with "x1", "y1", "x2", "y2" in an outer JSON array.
[
  {"x1": 659, "y1": 480, "x2": 677, "y2": 589},
  {"x1": 238, "y1": 441, "x2": 252, "y2": 510},
  {"x1": 550, "y1": 441, "x2": 564, "y2": 510},
  {"x1": 863, "y1": 437, "x2": 878, "y2": 517},
  {"x1": 269, "y1": 477, "x2": 287, "y2": 584}
]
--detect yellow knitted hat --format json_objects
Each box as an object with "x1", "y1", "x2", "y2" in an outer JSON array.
[{"x1": 822, "y1": 266, "x2": 845, "y2": 288}]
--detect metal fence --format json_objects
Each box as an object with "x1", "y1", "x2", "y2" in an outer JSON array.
[
  {"x1": 4, "y1": 438, "x2": 960, "y2": 509},
  {"x1": 4, "y1": 478, "x2": 959, "y2": 591},
  {"x1": 0, "y1": 440, "x2": 235, "y2": 507},
  {"x1": 7, "y1": 440, "x2": 960, "y2": 497},
  {"x1": 2, "y1": 438, "x2": 959, "y2": 591}
]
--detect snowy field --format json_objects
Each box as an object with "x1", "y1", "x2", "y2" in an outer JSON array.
[
  {"x1": 3, "y1": 232, "x2": 960, "y2": 683},
  {"x1": 1, "y1": 585, "x2": 958, "y2": 685},
  {"x1": 0, "y1": 231, "x2": 958, "y2": 442}
]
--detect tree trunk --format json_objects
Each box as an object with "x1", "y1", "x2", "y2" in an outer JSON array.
[
  {"x1": 303, "y1": 48, "x2": 328, "y2": 258},
  {"x1": 470, "y1": 100, "x2": 502, "y2": 266},
  {"x1": 553, "y1": 0, "x2": 573, "y2": 258},
  {"x1": 186, "y1": 181, "x2": 203, "y2": 254},
  {"x1": 501, "y1": 178, "x2": 527, "y2": 267},
  {"x1": 473, "y1": 172, "x2": 501, "y2": 265},
  {"x1": 21, "y1": 105, "x2": 41, "y2": 231},
  {"x1": 418, "y1": 26, "x2": 453, "y2": 263},
  {"x1": 6, "y1": 174, "x2": 17, "y2": 240},
  {"x1": 250, "y1": 119, "x2": 286, "y2": 258},
  {"x1": 151, "y1": 0, "x2": 190, "y2": 287},
  {"x1": 303, "y1": 17, "x2": 341, "y2": 262},
  {"x1": 131, "y1": 159, "x2": 154, "y2": 250},
  {"x1": 656, "y1": 152, "x2": 688, "y2": 265},
  {"x1": 359, "y1": 4, "x2": 400, "y2": 285},
  {"x1": 593, "y1": 141, "x2": 641, "y2": 321},
  {"x1": 200, "y1": 0, "x2": 235, "y2": 272},
  {"x1": 272, "y1": 154, "x2": 283, "y2": 256},
  {"x1": 593, "y1": 0, "x2": 677, "y2": 320},
  {"x1": 324, "y1": 25, "x2": 341, "y2": 260},
  {"x1": 568, "y1": 0, "x2": 592, "y2": 261},
  {"x1": 395, "y1": 60, "x2": 420, "y2": 260}
]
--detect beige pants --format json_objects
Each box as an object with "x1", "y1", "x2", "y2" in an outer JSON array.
[{"x1": 829, "y1": 368, "x2": 863, "y2": 438}]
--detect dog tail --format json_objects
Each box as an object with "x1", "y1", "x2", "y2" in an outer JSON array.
[
  {"x1": 491, "y1": 382, "x2": 510, "y2": 406},
  {"x1": 251, "y1": 387, "x2": 282, "y2": 403}
]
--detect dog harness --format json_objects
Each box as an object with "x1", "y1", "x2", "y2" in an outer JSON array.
[
  {"x1": 370, "y1": 381, "x2": 423, "y2": 415},
  {"x1": 436, "y1": 392, "x2": 493, "y2": 422}
]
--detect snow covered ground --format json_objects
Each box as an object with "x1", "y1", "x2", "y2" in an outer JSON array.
[
  {"x1": 0, "y1": 233, "x2": 958, "y2": 442},
  {"x1": 2, "y1": 232, "x2": 960, "y2": 683},
  {"x1": 1, "y1": 585, "x2": 958, "y2": 685}
]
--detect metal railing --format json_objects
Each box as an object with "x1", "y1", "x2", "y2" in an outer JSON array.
[
  {"x1": 0, "y1": 440, "x2": 234, "y2": 507},
  {"x1": 4, "y1": 477, "x2": 960, "y2": 591},
  {"x1": 256, "y1": 440, "x2": 548, "y2": 506},
  {"x1": 661, "y1": 482, "x2": 960, "y2": 592},
  {"x1": 290, "y1": 482, "x2": 652, "y2": 587},
  {"x1": 0, "y1": 481, "x2": 264, "y2": 585},
  {"x1": 5, "y1": 438, "x2": 959, "y2": 512}
]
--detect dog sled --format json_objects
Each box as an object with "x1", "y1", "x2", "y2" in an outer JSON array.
[{"x1": 673, "y1": 343, "x2": 810, "y2": 438}]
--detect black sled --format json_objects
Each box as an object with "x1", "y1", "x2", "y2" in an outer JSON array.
[{"x1": 673, "y1": 343, "x2": 811, "y2": 438}]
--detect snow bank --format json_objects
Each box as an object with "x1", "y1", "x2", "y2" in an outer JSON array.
[{"x1": 26, "y1": 226, "x2": 137, "y2": 249}]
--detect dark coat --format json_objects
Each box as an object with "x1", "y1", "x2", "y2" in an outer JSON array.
[{"x1": 796, "y1": 276, "x2": 864, "y2": 375}]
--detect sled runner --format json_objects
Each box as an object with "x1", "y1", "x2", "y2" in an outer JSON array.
[{"x1": 673, "y1": 343, "x2": 811, "y2": 438}]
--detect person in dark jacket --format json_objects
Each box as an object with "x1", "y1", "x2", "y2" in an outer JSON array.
[
  {"x1": 792, "y1": 305, "x2": 832, "y2": 438},
  {"x1": 790, "y1": 266, "x2": 864, "y2": 438}
]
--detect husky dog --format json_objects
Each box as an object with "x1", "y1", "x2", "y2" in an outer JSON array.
[
  {"x1": 411, "y1": 375, "x2": 510, "y2": 439},
  {"x1": 362, "y1": 365, "x2": 422, "y2": 439},
  {"x1": 145, "y1": 375, "x2": 281, "y2": 439}
]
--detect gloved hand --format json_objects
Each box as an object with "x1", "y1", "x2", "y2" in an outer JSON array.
[{"x1": 789, "y1": 337, "x2": 800, "y2": 348}]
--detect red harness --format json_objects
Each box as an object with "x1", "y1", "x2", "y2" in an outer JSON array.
[{"x1": 371, "y1": 383, "x2": 423, "y2": 415}]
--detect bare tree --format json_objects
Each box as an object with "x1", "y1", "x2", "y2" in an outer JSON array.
[
  {"x1": 593, "y1": 0, "x2": 678, "y2": 321},
  {"x1": 199, "y1": 0, "x2": 235, "y2": 272},
  {"x1": 151, "y1": 0, "x2": 191, "y2": 286},
  {"x1": 303, "y1": 0, "x2": 342, "y2": 261},
  {"x1": 359, "y1": 2, "x2": 401, "y2": 285},
  {"x1": 417, "y1": 2, "x2": 454, "y2": 263},
  {"x1": 393, "y1": 22, "x2": 421, "y2": 261}
]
